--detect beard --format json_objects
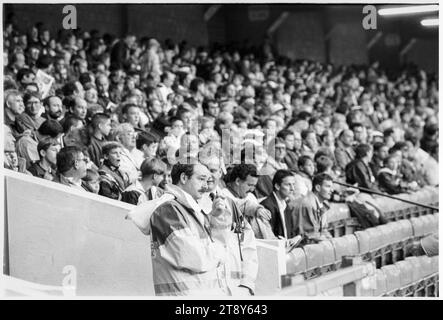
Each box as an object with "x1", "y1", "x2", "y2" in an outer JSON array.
[{"x1": 50, "y1": 111, "x2": 62, "y2": 119}]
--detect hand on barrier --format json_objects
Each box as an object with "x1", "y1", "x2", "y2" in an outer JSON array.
[{"x1": 285, "y1": 235, "x2": 303, "y2": 253}]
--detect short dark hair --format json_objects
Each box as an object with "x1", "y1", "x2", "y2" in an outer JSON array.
[
  {"x1": 171, "y1": 163, "x2": 196, "y2": 185},
  {"x1": 298, "y1": 155, "x2": 313, "y2": 168},
  {"x1": 136, "y1": 130, "x2": 160, "y2": 149},
  {"x1": 102, "y1": 142, "x2": 122, "y2": 156},
  {"x1": 62, "y1": 82, "x2": 78, "y2": 97},
  {"x1": 90, "y1": 113, "x2": 110, "y2": 130},
  {"x1": 79, "y1": 72, "x2": 93, "y2": 86},
  {"x1": 338, "y1": 129, "x2": 351, "y2": 140},
  {"x1": 56, "y1": 146, "x2": 83, "y2": 174},
  {"x1": 42, "y1": 95, "x2": 61, "y2": 108},
  {"x1": 62, "y1": 115, "x2": 82, "y2": 133},
  {"x1": 225, "y1": 163, "x2": 258, "y2": 183},
  {"x1": 373, "y1": 142, "x2": 386, "y2": 153},
  {"x1": 37, "y1": 138, "x2": 58, "y2": 157},
  {"x1": 62, "y1": 96, "x2": 76, "y2": 110},
  {"x1": 404, "y1": 132, "x2": 419, "y2": 146},
  {"x1": 277, "y1": 129, "x2": 294, "y2": 140},
  {"x1": 301, "y1": 129, "x2": 315, "y2": 140},
  {"x1": 16, "y1": 68, "x2": 35, "y2": 83},
  {"x1": 83, "y1": 169, "x2": 100, "y2": 182},
  {"x1": 384, "y1": 155, "x2": 398, "y2": 166},
  {"x1": 272, "y1": 170, "x2": 293, "y2": 190},
  {"x1": 312, "y1": 173, "x2": 333, "y2": 190},
  {"x1": 383, "y1": 128, "x2": 395, "y2": 137},
  {"x1": 316, "y1": 155, "x2": 333, "y2": 173},
  {"x1": 38, "y1": 120, "x2": 63, "y2": 138},
  {"x1": 122, "y1": 103, "x2": 139, "y2": 115},
  {"x1": 308, "y1": 116, "x2": 322, "y2": 126},
  {"x1": 36, "y1": 55, "x2": 53, "y2": 69},
  {"x1": 190, "y1": 77, "x2": 204, "y2": 93},
  {"x1": 23, "y1": 91, "x2": 40, "y2": 105},
  {"x1": 355, "y1": 144, "x2": 372, "y2": 159},
  {"x1": 140, "y1": 158, "x2": 167, "y2": 178},
  {"x1": 391, "y1": 141, "x2": 408, "y2": 153}
]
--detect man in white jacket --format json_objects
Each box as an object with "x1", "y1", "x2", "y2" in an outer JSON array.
[
  {"x1": 199, "y1": 156, "x2": 259, "y2": 296},
  {"x1": 148, "y1": 160, "x2": 233, "y2": 296}
]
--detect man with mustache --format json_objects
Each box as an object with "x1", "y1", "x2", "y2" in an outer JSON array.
[
  {"x1": 42, "y1": 95, "x2": 64, "y2": 121},
  {"x1": 149, "y1": 159, "x2": 233, "y2": 296},
  {"x1": 198, "y1": 156, "x2": 258, "y2": 296}
]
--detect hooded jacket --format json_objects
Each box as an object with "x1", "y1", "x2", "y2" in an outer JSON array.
[{"x1": 147, "y1": 185, "x2": 230, "y2": 296}]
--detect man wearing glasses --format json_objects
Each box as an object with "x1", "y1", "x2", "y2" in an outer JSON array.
[
  {"x1": 54, "y1": 146, "x2": 88, "y2": 191},
  {"x1": 15, "y1": 91, "x2": 45, "y2": 134}
]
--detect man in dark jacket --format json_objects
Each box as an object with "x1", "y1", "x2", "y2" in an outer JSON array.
[
  {"x1": 98, "y1": 142, "x2": 131, "y2": 200},
  {"x1": 110, "y1": 34, "x2": 136, "y2": 72},
  {"x1": 87, "y1": 113, "x2": 111, "y2": 167},
  {"x1": 345, "y1": 143, "x2": 378, "y2": 191},
  {"x1": 260, "y1": 170, "x2": 296, "y2": 239}
]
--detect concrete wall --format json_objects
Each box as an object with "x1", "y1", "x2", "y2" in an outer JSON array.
[
  {"x1": 326, "y1": 7, "x2": 369, "y2": 66},
  {"x1": 5, "y1": 4, "x2": 209, "y2": 45},
  {"x1": 276, "y1": 11, "x2": 326, "y2": 62},
  {"x1": 5, "y1": 4, "x2": 125, "y2": 38},
  {"x1": 5, "y1": 170, "x2": 153, "y2": 296},
  {"x1": 127, "y1": 4, "x2": 209, "y2": 46},
  {"x1": 405, "y1": 39, "x2": 438, "y2": 74},
  {"x1": 4, "y1": 4, "x2": 437, "y2": 71}
]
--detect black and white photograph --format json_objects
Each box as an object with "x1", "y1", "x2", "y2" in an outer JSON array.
[{"x1": 1, "y1": 1, "x2": 439, "y2": 301}]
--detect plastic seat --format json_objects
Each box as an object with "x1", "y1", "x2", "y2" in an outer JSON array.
[
  {"x1": 419, "y1": 215, "x2": 432, "y2": 235},
  {"x1": 395, "y1": 260, "x2": 414, "y2": 287},
  {"x1": 405, "y1": 257, "x2": 424, "y2": 282},
  {"x1": 303, "y1": 244, "x2": 324, "y2": 270},
  {"x1": 381, "y1": 265, "x2": 402, "y2": 292},
  {"x1": 324, "y1": 207, "x2": 338, "y2": 223},
  {"x1": 430, "y1": 256, "x2": 439, "y2": 274},
  {"x1": 374, "y1": 269, "x2": 388, "y2": 296},
  {"x1": 286, "y1": 247, "x2": 307, "y2": 275},
  {"x1": 417, "y1": 256, "x2": 433, "y2": 277},
  {"x1": 422, "y1": 214, "x2": 438, "y2": 234},
  {"x1": 383, "y1": 222, "x2": 400, "y2": 243},
  {"x1": 318, "y1": 240, "x2": 336, "y2": 266},
  {"x1": 354, "y1": 230, "x2": 371, "y2": 254},
  {"x1": 332, "y1": 203, "x2": 350, "y2": 221},
  {"x1": 396, "y1": 219, "x2": 414, "y2": 240},
  {"x1": 365, "y1": 227, "x2": 384, "y2": 251},
  {"x1": 410, "y1": 217, "x2": 426, "y2": 237},
  {"x1": 375, "y1": 224, "x2": 393, "y2": 246},
  {"x1": 330, "y1": 234, "x2": 359, "y2": 263}
]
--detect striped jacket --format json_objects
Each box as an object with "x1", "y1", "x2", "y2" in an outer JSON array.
[{"x1": 149, "y1": 188, "x2": 230, "y2": 296}]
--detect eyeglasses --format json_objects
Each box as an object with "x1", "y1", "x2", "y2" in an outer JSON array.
[
  {"x1": 76, "y1": 157, "x2": 88, "y2": 163},
  {"x1": 26, "y1": 100, "x2": 40, "y2": 105}
]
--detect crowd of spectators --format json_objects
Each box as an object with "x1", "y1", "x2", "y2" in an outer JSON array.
[{"x1": 3, "y1": 23, "x2": 439, "y2": 241}]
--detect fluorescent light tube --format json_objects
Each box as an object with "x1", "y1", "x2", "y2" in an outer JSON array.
[
  {"x1": 421, "y1": 18, "x2": 439, "y2": 26},
  {"x1": 379, "y1": 5, "x2": 439, "y2": 16}
]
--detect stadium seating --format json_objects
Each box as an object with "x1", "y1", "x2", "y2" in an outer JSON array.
[
  {"x1": 377, "y1": 256, "x2": 439, "y2": 297},
  {"x1": 325, "y1": 186, "x2": 438, "y2": 236},
  {"x1": 286, "y1": 213, "x2": 438, "y2": 279}
]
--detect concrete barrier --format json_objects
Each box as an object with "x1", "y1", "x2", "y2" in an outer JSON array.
[{"x1": 4, "y1": 170, "x2": 154, "y2": 296}]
